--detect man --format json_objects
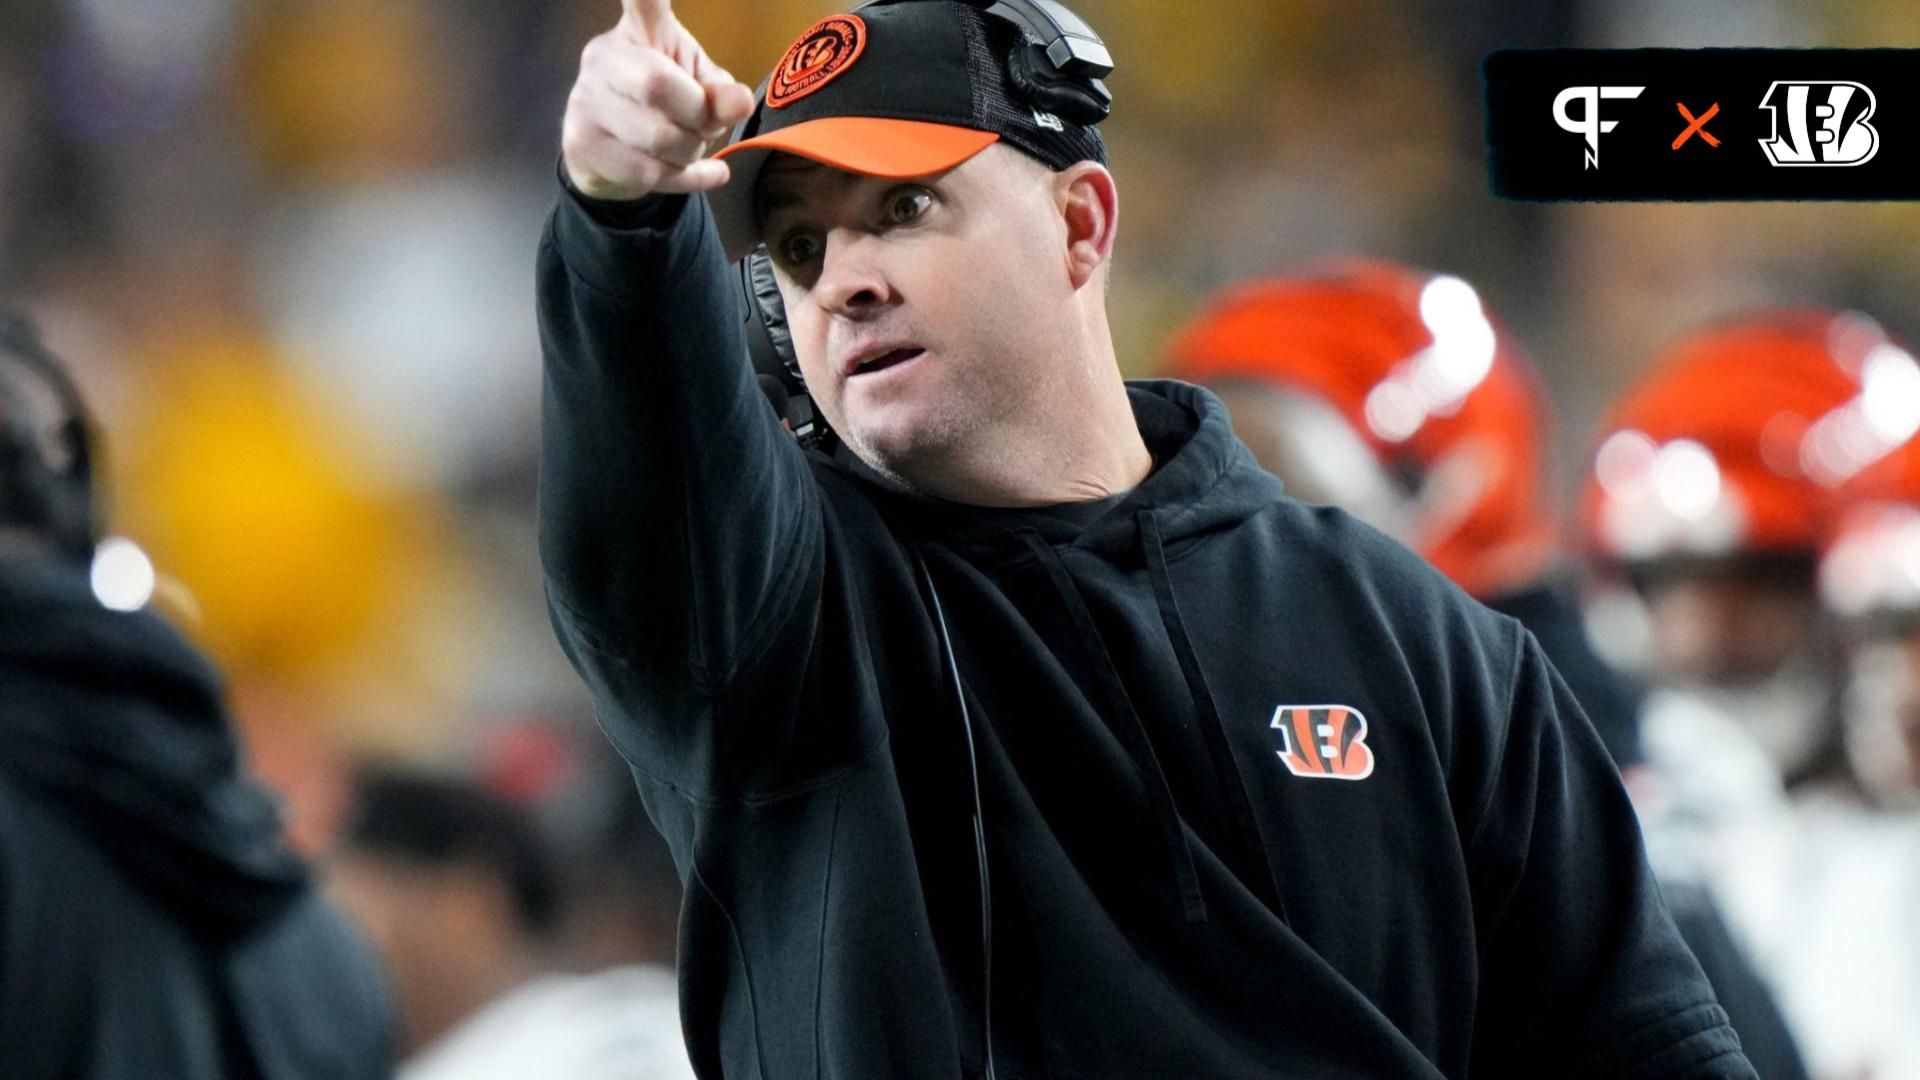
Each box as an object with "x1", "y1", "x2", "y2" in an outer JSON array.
[
  {"x1": 541, "y1": 1, "x2": 1753, "y2": 1075},
  {"x1": 1575, "y1": 310, "x2": 1891, "y2": 875},
  {"x1": 0, "y1": 310, "x2": 393, "y2": 1079},
  {"x1": 1575, "y1": 311, "x2": 1878, "y2": 796},
  {"x1": 1162, "y1": 262, "x2": 1807, "y2": 1079},
  {"x1": 1578, "y1": 310, "x2": 1920, "y2": 1079},
  {"x1": 330, "y1": 765, "x2": 694, "y2": 1080}
]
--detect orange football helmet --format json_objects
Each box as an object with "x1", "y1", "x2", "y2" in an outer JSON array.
[
  {"x1": 1580, "y1": 310, "x2": 1916, "y2": 568},
  {"x1": 1165, "y1": 260, "x2": 1554, "y2": 600}
]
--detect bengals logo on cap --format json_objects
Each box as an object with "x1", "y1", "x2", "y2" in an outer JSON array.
[
  {"x1": 767, "y1": 14, "x2": 867, "y2": 109},
  {"x1": 1270, "y1": 705, "x2": 1376, "y2": 780}
]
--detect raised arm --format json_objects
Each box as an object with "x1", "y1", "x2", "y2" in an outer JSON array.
[{"x1": 537, "y1": 0, "x2": 823, "y2": 778}]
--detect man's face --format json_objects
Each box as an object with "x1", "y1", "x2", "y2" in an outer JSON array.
[
  {"x1": 756, "y1": 145, "x2": 1089, "y2": 485},
  {"x1": 1640, "y1": 569, "x2": 1820, "y2": 687},
  {"x1": 1635, "y1": 563, "x2": 1842, "y2": 776},
  {"x1": 326, "y1": 851, "x2": 516, "y2": 1054}
]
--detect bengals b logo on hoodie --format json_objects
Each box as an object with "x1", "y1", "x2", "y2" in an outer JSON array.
[{"x1": 1271, "y1": 705, "x2": 1376, "y2": 780}]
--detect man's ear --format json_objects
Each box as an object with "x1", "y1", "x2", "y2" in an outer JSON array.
[{"x1": 1057, "y1": 162, "x2": 1118, "y2": 291}]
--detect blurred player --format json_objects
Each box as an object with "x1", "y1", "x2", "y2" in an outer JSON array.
[
  {"x1": 1164, "y1": 262, "x2": 1807, "y2": 1080},
  {"x1": 1583, "y1": 309, "x2": 1920, "y2": 1079},
  {"x1": 330, "y1": 764, "x2": 695, "y2": 1080},
  {"x1": 1577, "y1": 311, "x2": 1887, "y2": 800},
  {"x1": 1734, "y1": 426, "x2": 1920, "y2": 1080},
  {"x1": 0, "y1": 310, "x2": 394, "y2": 1079}
]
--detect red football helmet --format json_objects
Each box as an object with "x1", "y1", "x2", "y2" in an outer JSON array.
[
  {"x1": 1164, "y1": 260, "x2": 1554, "y2": 600},
  {"x1": 1579, "y1": 309, "x2": 1916, "y2": 568}
]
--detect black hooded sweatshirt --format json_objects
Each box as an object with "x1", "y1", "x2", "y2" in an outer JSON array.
[
  {"x1": 0, "y1": 558, "x2": 393, "y2": 1079},
  {"x1": 537, "y1": 190, "x2": 1755, "y2": 1079}
]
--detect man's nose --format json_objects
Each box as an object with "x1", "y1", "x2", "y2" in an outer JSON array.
[{"x1": 815, "y1": 230, "x2": 893, "y2": 318}]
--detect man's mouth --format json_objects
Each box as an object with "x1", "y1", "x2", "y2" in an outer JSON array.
[{"x1": 848, "y1": 347, "x2": 926, "y2": 378}]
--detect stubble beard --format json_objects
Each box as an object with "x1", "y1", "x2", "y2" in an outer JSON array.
[
  {"x1": 841, "y1": 367, "x2": 1030, "y2": 496},
  {"x1": 843, "y1": 394, "x2": 978, "y2": 493}
]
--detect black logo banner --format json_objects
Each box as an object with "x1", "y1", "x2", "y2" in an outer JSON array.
[{"x1": 1485, "y1": 49, "x2": 1920, "y2": 200}]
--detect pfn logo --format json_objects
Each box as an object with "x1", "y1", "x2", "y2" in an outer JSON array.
[
  {"x1": 1271, "y1": 705, "x2": 1376, "y2": 781},
  {"x1": 1758, "y1": 81, "x2": 1879, "y2": 166},
  {"x1": 1553, "y1": 85, "x2": 1645, "y2": 169}
]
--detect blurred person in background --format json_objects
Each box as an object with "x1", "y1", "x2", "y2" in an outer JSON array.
[
  {"x1": 1577, "y1": 312, "x2": 1905, "y2": 827},
  {"x1": 330, "y1": 764, "x2": 693, "y2": 1080},
  {"x1": 469, "y1": 711, "x2": 685, "y2": 975},
  {"x1": 1580, "y1": 310, "x2": 1920, "y2": 1080},
  {"x1": 0, "y1": 310, "x2": 393, "y2": 1079},
  {"x1": 1729, "y1": 428, "x2": 1920, "y2": 1080},
  {"x1": 1163, "y1": 262, "x2": 1807, "y2": 1080}
]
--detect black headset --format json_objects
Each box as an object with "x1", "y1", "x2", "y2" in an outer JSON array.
[
  {"x1": 737, "y1": 0, "x2": 1114, "y2": 449},
  {"x1": 0, "y1": 312, "x2": 100, "y2": 562}
]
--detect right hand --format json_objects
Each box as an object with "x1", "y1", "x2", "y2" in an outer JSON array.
[{"x1": 561, "y1": 0, "x2": 758, "y2": 202}]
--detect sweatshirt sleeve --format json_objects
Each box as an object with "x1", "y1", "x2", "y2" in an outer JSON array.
[
  {"x1": 536, "y1": 188, "x2": 825, "y2": 788},
  {"x1": 1464, "y1": 630, "x2": 1758, "y2": 1080}
]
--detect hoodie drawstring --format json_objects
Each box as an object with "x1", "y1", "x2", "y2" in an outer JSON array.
[
  {"x1": 1020, "y1": 529, "x2": 1210, "y2": 924},
  {"x1": 1138, "y1": 511, "x2": 1291, "y2": 924}
]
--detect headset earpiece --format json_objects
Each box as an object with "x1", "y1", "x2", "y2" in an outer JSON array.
[
  {"x1": 1005, "y1": 42, "x2": 1111, "y2": 125},
  {"x1": 742, "y1": 246, "x2": 797, "y2": 383},
  {"x1": 739, "y1": 247, "x2": 829, "y2": 448}
]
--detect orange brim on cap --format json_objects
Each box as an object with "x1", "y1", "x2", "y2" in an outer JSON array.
[
  {"x1": 710, "y1": 117, "x2": 998, "y2": 261},
  {"x1": 716, "y1": 115, "x2": 998, "y2": 177}
]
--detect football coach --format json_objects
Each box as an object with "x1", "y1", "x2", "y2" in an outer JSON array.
[{"x1": 538, "y1": 0, "x2": 1756, "y2": 1076}]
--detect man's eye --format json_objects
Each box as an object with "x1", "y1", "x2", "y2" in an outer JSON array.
[
  {"x1": 778, "y1": 232, "x2": 822, "y2": 267},
  {"x1": 886, "y1": 188, "x2": 932, "y2": 225}
]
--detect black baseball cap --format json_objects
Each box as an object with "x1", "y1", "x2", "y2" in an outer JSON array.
[{"x1": 710, "y1": 0, "x2": 1108, "y2": 261}]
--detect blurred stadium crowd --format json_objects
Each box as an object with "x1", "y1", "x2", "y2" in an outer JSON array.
[{"x1": 8, "y1": 0, "x2": 1920, "y2": 1076}]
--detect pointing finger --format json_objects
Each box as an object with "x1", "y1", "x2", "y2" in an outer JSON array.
[
  {"x1": 619, "y1": 0, "x2": 673, "y2": 34},
  {"x1": 607, "y1": 51, "x2": 712, "y2": 131}
]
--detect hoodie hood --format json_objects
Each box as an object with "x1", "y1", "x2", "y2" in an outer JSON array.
[
  {"x1": 0, "y1": 557, "x2": 307, "y2": 933},
  {"x1": 1087, "y1": 379, "x2": 1287, "y2": 550}
]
